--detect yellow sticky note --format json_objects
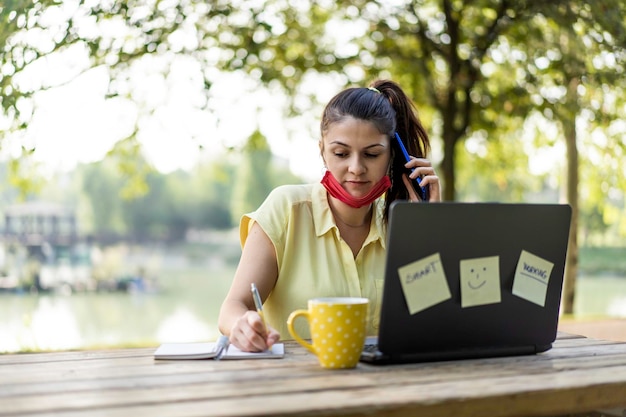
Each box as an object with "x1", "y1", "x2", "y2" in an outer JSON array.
[
  {"x1": 397, "y1": 253, "x2": 451, "y2": 315},
  {"x1": 512, "y1": 250, "x2": 554, "y2": 307},
  {"x1": 460, "y1": 256, "x2": 501, "y2": 308}
]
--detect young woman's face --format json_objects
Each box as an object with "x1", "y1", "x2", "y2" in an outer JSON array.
[{"x1": 320, "y1": 117, "x2": 391, "y2": 199}]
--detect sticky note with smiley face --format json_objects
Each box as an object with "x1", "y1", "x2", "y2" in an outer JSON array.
[{"x1": 460, "y1": 256, "x2": 502, "y2": 308}]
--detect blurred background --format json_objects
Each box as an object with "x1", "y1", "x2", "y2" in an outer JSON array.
[{"x1": 0, "y1": 0, "x2": 625, "y2": 352}]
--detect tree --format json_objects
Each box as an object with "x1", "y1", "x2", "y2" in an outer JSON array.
[
  {"x1": 499, "y1": 2, "x2": 626, "y2": 313},
  {"x1": 230, "y1": 129, "x2": 274, "y2": 221},
  {"x1": 359, "y1": 0, "x2": 534, "y2": 201},
  {"x1": 349, "y1": 1, "x2": 626, "y2": 313},
  {"x1": 80, "y1": 160, "x2": 127, "y2": 238},
  {"x1": 3, "y1": 0, "x2": 626, "y2": 308},
  {"x1": 4, "y1": 0, "x2": 620, "y2": 200},
  {"x1": 188, "y1": 160, "x2": 236, "y2": 230}
]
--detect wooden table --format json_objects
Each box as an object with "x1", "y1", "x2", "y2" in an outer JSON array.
[{"x1": 1, "y1": 333, "x2": 626, "y2": 417}]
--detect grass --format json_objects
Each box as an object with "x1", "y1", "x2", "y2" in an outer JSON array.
[{"x1": 579, "y1": 246, "x2": 626, "y2": 275}]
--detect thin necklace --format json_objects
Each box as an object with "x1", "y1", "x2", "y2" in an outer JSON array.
[{"x1": 331, "y1": 207, "x2": 372, "y2": 228}]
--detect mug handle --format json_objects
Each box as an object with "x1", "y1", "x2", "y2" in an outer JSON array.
[{"x1": 287, "y1": 309, "x2": 315, "y2": 354}]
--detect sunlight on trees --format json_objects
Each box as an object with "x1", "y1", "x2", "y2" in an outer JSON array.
[{"x1": 1, "y1": 1, "x2": 626, "y2": 312}]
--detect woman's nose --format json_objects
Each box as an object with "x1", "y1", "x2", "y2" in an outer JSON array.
[{"x1": 348, "y1": 156, "x2": 366, "y2": 175}]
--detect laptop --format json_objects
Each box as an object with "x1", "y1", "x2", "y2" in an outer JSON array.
[{"x1": 360, "y1": 201, "x2": 571, "y2": 365}]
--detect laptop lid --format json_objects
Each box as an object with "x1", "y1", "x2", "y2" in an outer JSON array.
[{"x1": 376, "y1": 201, "x2": 571, "y2": 361}]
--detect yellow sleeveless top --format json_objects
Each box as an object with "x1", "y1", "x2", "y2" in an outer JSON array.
[{"x1": 240, "y1": 183, "x2": 386, "y2": 339}]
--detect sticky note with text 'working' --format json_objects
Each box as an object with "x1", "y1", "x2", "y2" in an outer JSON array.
[
  {"x1": 397, "y1": 253, "x2": 451, "y2": 315},
  {"x1": 512, "y1": 250, "x2": 554, "y2": 307}
]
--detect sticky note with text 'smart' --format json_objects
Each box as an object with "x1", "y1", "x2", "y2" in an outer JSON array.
[
  {"x1": 512, "y1": 250, "x2": 554, "y2": 307},
  {"x1": 398, "y1": 253, "x2": 451, "y2": 315}
]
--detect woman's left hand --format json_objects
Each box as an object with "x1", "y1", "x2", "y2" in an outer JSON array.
[{"x1": 401, "y1": 157, "x2": 441, "y2": 202}]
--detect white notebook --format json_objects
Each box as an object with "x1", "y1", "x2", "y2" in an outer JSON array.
[{"x1": 154, "y1": 341, "x2": 284, "y2": 360}]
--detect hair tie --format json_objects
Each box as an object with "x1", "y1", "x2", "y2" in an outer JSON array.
[{"x1": 367, "y1": 86, "x2": 381, "y2": 94}]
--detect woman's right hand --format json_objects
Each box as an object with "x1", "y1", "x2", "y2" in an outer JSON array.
[
  {"x1": 218, "y1": 221, "x2": 280, "y2": 352},
  {"x1": 402, "y1": 157, "x2": 441, "y2": 202},
  {"x1": 228, "y1": 310, "x2": 280, "y2": 352}
]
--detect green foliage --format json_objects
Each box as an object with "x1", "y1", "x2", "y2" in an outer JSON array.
[
  {"x1": 456, "y1": 128, "x2": 541, "y2": 203},
  {"x1": 0, "y1": 0, "x2": 625, "y2": 245},
  {"x1": 230, "y1": 129, "x2": 274, "y2": 221},
  {"x1": 193, "y1": 161, "x2": 237, "y2": 229},
  {"x1": 106, "y1": 136, "x2": 154, "y2": 200},
  {"x1": 579, "y1": 246, "x2": 626, "y2": 275},
  {"x1": 6, "y1": 147, "x2": 44, "y2": 200},
  {"x1": 68, "y1": 144, "x2": 304, "y2": 242},
  {"x1": 79, "y1": 160, "x2": 128, "y2": 236}
]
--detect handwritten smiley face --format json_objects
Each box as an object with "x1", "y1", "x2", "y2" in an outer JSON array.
[
  {"x1": 460, "y1": 256, "x2": 501, "y2": 308},
  {"x1": 468, "y1": 266, "x2": 488, "y2": 290}
]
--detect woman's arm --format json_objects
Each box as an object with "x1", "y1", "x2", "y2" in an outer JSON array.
[{"x1": 218, "y1": 222, "x2": 281, "y2": 352}]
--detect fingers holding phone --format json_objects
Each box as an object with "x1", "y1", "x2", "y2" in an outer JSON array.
[
  {"x1": 393, "y1": 132, "x2": 440, "y2": 202},
  {"x1": 403, "y1": 157, "x2": 441, "y2": 202},
  {"x1": 401, "y1": 173, "x2": 422, "y2": 202}
]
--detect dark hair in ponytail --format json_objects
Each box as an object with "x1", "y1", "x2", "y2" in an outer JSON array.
[
  {"x1": 320, "y1": 79, "x2": 430, "y2": 222},
  {"x1": 370, "y1": 80, "x2": 430, "y2": 220}
]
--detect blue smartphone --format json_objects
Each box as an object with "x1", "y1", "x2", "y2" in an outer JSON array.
[{"x1": 394, "y1": 132, "x2": 429, "y2": 202}]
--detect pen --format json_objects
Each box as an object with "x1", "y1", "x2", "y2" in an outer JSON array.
[
  {"x1": 250, "y1": 283, "x2": 267, "y2": 332},
  {"x1": 394, "y1": 132, "x2": 429, "y2": 201},
  {"x1": 214, "y1": 334, "x2": 230, "y2": 360}
]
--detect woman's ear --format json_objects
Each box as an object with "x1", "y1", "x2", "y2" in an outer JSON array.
[{"x1": 319, "y1": 139, "x2": 326, "y2": 167}]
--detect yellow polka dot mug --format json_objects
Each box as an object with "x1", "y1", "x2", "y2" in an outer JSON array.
[{"x1": 287, "y1": 297, "x2": 369, "y2": 369}]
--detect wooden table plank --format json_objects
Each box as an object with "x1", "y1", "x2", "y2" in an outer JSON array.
[
  {"x1": 4, "y1": 364, "x2": 626, "y2": 417},
  {"x1": 3, "y1": 364, "x2": 626, "y2": 416},
  {"x1": 3, "y1": 339, "x2": 626, "y2": 390},
  {"x1": 0, "y1": 335, "x2": 625, "y2": 417}
]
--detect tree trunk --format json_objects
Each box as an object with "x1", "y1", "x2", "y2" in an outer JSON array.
[
  {"x1": 440, "y1": 133, "x2": 456, "y2": 202},
  {"x1": 561, "y1": 79, "x2": 580, "y2": 315}
]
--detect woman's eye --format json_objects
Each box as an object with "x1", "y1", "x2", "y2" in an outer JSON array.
[{"x1": 331, "y1": 150, "x2": 381, "y2": 158}]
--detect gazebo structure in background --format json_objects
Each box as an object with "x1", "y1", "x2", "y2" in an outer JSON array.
[
  {"x1": 1, "y1": 202, "x2": 90, "y2": 291},
  {"x1": 3, "y1": 201, "x2": 77, "y2": 250}
]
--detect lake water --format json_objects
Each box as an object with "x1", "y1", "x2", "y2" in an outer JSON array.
[
  {"x1": 1, "y1": 267, "x2": 625, "y2": 353},
  {"x1": 0, "y1": 266, "x2": 235, "y2": 352}
]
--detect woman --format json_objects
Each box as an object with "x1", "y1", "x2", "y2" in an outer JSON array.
[{"x1": 218, "y1": 80, "x2": 441, "y2": 352}]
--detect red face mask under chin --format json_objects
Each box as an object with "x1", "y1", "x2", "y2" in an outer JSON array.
[{"x1": 320, "y1": 171, "x2": 391, "y2": 208}]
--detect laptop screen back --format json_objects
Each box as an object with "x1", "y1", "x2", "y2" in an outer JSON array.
[{"x1": 378, "y1": 202, "x2": 572, "y2": 356}]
